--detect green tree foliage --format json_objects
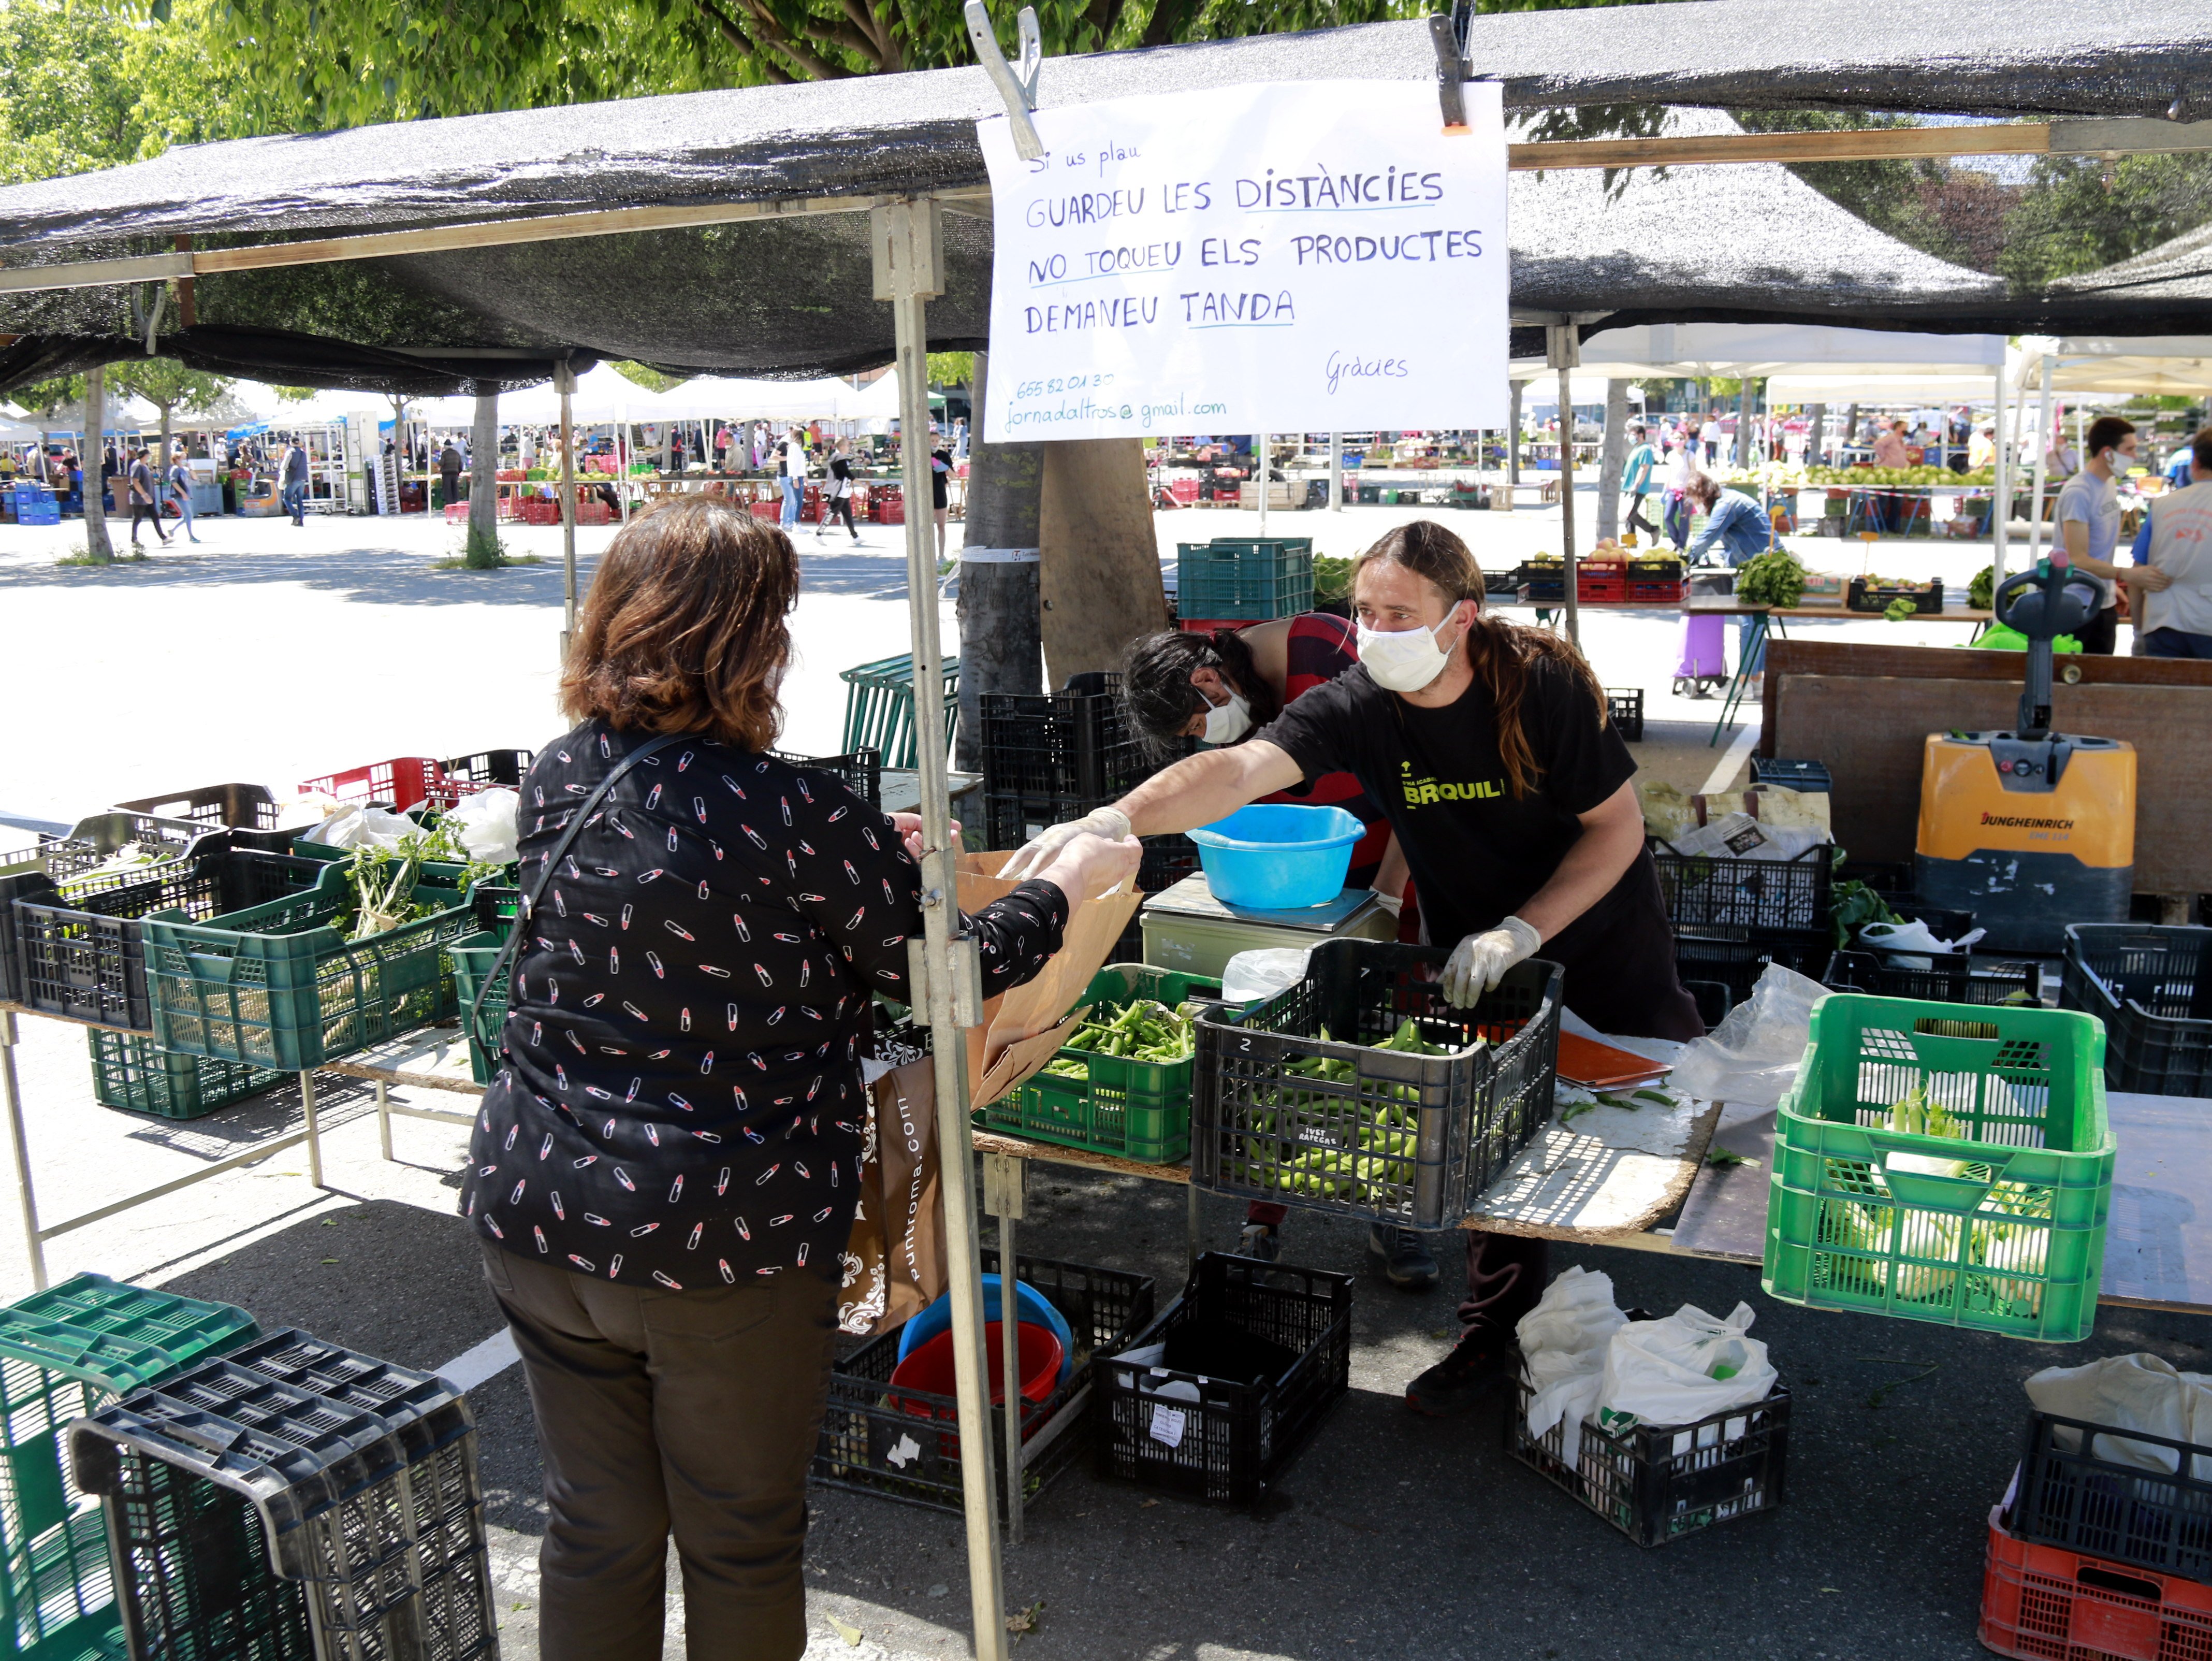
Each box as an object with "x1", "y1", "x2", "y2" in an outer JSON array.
[
  {"x1": 609, "y1": 360, "x2": 689, "y2": 395},
  {"x1": 926, "y1": 352, "x2": 974, "y2": 389},
  {"x1": 107, "y1": 357, "x2": 229, "y2": 455},
  {"x1": 1996, "y1": 153, "x2": 2212, "y2": 291}
]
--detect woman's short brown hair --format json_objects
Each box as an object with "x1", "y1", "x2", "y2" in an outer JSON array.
[{"x1": 559, "y1": 495, "x2": 798, "y2": 750}]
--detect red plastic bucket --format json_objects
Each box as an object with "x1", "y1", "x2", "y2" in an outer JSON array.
[{"x1": 890, "y1": 1321, "x2": 1063, "y2": 1409}]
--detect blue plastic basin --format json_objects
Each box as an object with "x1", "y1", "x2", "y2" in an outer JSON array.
[
  {"x1": 896, "y1": 1275, "x2": 1075, "y2": 1385},
  {"x1": 1187, "y1": 804, "x2": 1364, "y2": 909}
]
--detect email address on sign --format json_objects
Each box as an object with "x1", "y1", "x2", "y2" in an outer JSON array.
[{"x1": 1003, "y1": 394, "x2": 1226, "y2": 429}]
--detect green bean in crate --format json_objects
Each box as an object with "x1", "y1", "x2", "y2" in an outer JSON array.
[
  {"x1": 1192, "y1": 940, "x2": 1563, "y2": 1229},
  {"x1": 140, "y1": 860, "x2": 482, "y2": 1071},
  {"x1": 976, "y1": 964, "x2": 1223, "y2": 1163},
  {"x1": 1762, "y1": 992, "x2": 2116, "y2": 1343}
]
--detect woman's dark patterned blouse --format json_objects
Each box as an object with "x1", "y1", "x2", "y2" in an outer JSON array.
[{"x1": 461, "y1": 720, "x2": 1067, "y2": 1289}]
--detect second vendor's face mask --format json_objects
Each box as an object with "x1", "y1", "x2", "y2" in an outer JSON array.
[
  {"x1": 1357, "y1": 608, "x2": 1460, "y2": 692},
  {"x1": 1201, "y1": 689, "x2": 1253, "y2": 744}
]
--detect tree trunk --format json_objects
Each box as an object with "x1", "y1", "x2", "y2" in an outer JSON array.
[
  {"x1": 159, "y1": 404, "x2": 172, "y2": 473},
  {"x1": 1807, "y1": 402, "x2": 1826, "y2": 469},
  {"x1": 82, "y1": 365, "x2": 113, "y2": 563},
  {"x1": 468, "y1": 390, "x2": 500, "y2": 561},
  {"x1": 1506, "y1": 381, "x2": 1524, "y2": 484},
  {"x1": 1736, "y1": 378, "x2": 1756, "y2": 468},
  {"x1": 1843, "y1": 402, "x2": 1860, "y2": 449},
  {"x1": 1594, "y1": 379, "x2": 1630, "y2": 544},
  {"x1": 1039, "y1": 439, "x2": 1167, "y2": 686},
  {"x1": 953, "y1": 352, "x2": 1044, "y2": 773}
]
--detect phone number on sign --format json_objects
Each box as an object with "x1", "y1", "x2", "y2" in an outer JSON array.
[{"x1": 1013, "y1": 373, "x2": 1117, "y2": 400}]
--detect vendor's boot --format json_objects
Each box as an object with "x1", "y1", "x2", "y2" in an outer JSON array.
[
  {"x1": 1404, "y1": 1316, "x2": 1514, "y2": 1416},
  {"x1": 1365, "y1": 1224, "x2": 1438, "y2": 1291}
]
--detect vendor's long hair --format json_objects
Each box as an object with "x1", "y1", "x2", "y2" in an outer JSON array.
[
  {"x1": 1351, "y1": 521, "x2": 1609, "y2": 799},
  {"x1": 1121, "y1": 627, "x2": 1282, "y2": 760}
]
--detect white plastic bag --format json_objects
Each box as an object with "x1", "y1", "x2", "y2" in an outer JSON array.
[
  {"x1": 1668, "y1": 962, "x2": 1828, "y2": 1107},
  {"x1": 2025, "y1": 1353, "x2": 2212, "y2": 1478},
  {"x1": 301, "y1": 804, "x2": 418, "y2": 851},
  {"x1": 443, "y1": 787, "x2": 520, "y2": 865},
  {"x1": 1516, "y1": 1266, "x2": 1626, "y2": 1467},
  {"x1": 1221, "y1": 947, "x2": 1311, "y2": 1005},
  {"x1": 1860, "y1": 917, "x2": 1987, "y2": 969},
  {"x1": 1597, "y1": 1302, "x2": 1777, "y2": 1431}
]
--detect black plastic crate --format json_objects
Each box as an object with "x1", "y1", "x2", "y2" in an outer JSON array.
[
  {"x1": 2061, "y1": 925, "x2": 2212, "y2": 1097},
  {"x1": 1096, "y1": 1253, "x2": 1351, "y2": 1506},
  {"x1": 1749, "y1": 757, "x2": 1832, "y2": 795},
  {"x1": 1649, "y1": 836, "x2": 1833, "y2": 935},
  {"x1": 424, "y1": 748, "x2": 535, "y2": 812},
  {"x1": 768, "y1": 746, "x2": 882, "y2": 811},
  {"x1": 1846, "y1": 576, "x2": 1942, "y2": 614},
  {"x1": 0, "y1": 816, "x2": 214, "y2": 1003},
  {"x1": 2009, "y1": 1408, "x2": 2212, "y2": 1584},
  {"x1": 1191, "y1": 941, "x2": 1562, "y2": 1229},
  {"x1": 1506, "y1": 1356, "x2": 1791, "y2": 1546},
  {"x1": 11, "y1": 848, "x2": 325, "y2": 1032},
  {"x1": 1481, "y1": 569, "x2": 1520, "y2": 595},
  {"x1": 980, "y1": 673, "x2": 1153, "y2": 804},
  {"x1": 1673, "y1": 929, "x2": 1832, "y2": 1006},
  {"x1": 113, "y1": 784, "x2": 283, "y2": 832},
  {"x1": 1824, "y1": 948, "x2": 2043, "y2": 1008},
  {"x1": 812, "y1": 1250, "x2": 1155, "y2": 1522},
  {"x1": 1606, "y1": 688, "x2": 1645, "y2": 742},
  {"x1": 70, "y1": 1327, "x2": 495, "y2": 1661}
]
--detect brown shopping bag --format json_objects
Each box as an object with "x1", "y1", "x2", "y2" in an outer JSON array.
[
  {"x1": 957, "y1": 851, "x2": 1142, "y2": 1107},
  {"x1": 837, "y1": 1055, "x2": 945, "y2": 1337}
]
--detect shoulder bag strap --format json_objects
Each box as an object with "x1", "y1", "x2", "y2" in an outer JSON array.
[{"x1": 468, "y1": 731, "x2": 683, "y2": 1046}]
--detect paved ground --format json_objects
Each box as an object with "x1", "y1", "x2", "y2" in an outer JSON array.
[{"x1": 0, "y1": 491, "x2": 2176, "y2": 1661}]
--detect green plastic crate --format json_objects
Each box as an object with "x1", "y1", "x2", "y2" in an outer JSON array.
[
  {"x1": 1761, "y1": 993, "x2": 2115, "y2": 1343},
  {"x1": 0, "y1": 1275, "x2": 256, "y2": 1661},
  {"x1": 85, "y1": 1031, "x2": 283, "y2": 1121},
  {"x1": 838, "y1": 654, "x2": 959, "y2": 770},
  {"x1": 140, "y1": 861, "x2": 479, "y2": 1072},
  {"x1": 1175, "y1": 539, "x2": 1314, "y2": 622},
  {"x1": 449, "y1": 886, "x2": 521, "y2": 1086},
  {"x1": 977, "y1": 965, "x2": 1223, "y2": 1163}
]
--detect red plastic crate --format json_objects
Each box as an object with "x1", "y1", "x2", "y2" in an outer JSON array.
[
  {"x1": 875, "y1": 497, "x2": 906, "y2": 525},
  {"x1": 299, "y1": 757, "x2": 441, "y2": 812},
  {"x1": 1577, "y1": 577, "x2": 1626, "y2": 603},
  {"x1": 442, "y1": 501, "x2": 469, "y2": 524},
  {"x1": 1980, "y1": 1505, "x2": 2212, "y2": 1661},
  {"x1": 1626, "y1": 578, "x2": 1687, "y2": 604},
  {"x1": 576, "y1": 500, "x2": 614, "y2": 526},
  {"x1": 1170, "y1": 479, "x2": 1200, "y2": 502},
  {"x1": 749, "y1": 498, "x2": 780, "y2": 520},
  {"x1": 520, "y1": 498, "x2": 560, "y2": 525}
]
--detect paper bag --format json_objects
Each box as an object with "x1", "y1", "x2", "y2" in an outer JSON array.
[
  {"x1": 956, "y1": 850, "x2": 1143, "y2": 1107},
  {"x1": 837, "y1": 1056, "x2": 945, "y2": 1337}
]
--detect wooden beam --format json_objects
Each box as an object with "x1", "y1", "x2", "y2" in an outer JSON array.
[{"x1": 1507, "y1": 124, "x2": 2054, "y2": 171}]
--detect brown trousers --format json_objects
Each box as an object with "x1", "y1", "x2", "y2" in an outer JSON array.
[{"x1": 481, "y1": 1243, "x2": 839, "y2": 1661}]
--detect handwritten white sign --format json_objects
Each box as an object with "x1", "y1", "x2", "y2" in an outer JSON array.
[{"x1": 978, "y1": 80, "x2": 1508, "y2": 440}]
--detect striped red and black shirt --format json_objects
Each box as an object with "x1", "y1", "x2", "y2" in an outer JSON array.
[{"x1": 1251, "y1": 613, "x2": 1390, "y2": 887}]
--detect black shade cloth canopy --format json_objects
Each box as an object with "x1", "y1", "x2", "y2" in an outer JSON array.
[{"x1": 0, "y1": 0, "x2": 2208, "y2": 394}]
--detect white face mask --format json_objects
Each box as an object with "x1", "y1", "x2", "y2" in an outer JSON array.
[
  {"x1": 1201, "y1": 689, "x2": 1253, "y2": 745},
  {"x1": 1357, "y1": 612, "x2": 1457, "y2": 692}
]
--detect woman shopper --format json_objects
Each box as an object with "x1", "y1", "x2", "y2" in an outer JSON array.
[
  {"x1": 816, "y1": 437, "x2": 861, "y2": 543},
  {"x1": 464, "y1": 496, "x2": 1138, "y2": 1661},
  {"x1": 165, "y1": 451, "x2": 202, "y2": 544},
  {"x1": 1682, "y1": 472, "x2": 1776, "y2": 680}
]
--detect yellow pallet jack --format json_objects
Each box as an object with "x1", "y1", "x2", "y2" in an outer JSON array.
[{"x1": 1914, "y1": 554, "x2": 2136, "y2": 952}]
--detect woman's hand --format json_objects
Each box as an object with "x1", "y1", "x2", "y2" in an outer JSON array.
[
  {"x1": 887, "y1": 812, "x2": 962, "y2": 861},
  {"x1": 1035, "y1": 832, "x2": 1144, "y2": 904}
]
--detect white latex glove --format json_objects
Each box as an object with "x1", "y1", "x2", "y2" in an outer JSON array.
[
  {"x1": 997, "y1": 805, "x2": 1130, "y2": 880},
  {"x1": 1442, "y1": 915, "x2": 1540, "y2": 1007}
]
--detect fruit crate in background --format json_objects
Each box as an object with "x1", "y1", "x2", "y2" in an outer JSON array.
[
  {"x1": 839, "y1": 654, "x2": 958, "y2": 770},
  {"x1": 1649, "y1": 836, "x2": 1833, "y2": 937},
  {"x1": 1096, "y1": 1253, "x2": 1351, "y2": 1506},
  {"x1": 142, "y1": 861, "x2": 480, "y2": 1071},
  {"x1": 1175, "y1": 539, "x2": 1314, "y2": 622},
  {"x1": 12, "y1": 847, "x2": 326, "y2": 1032},
  {"x1": 1847, "y1": 576, "x2": 1943, "y2": 614},
  {"x1": 767, "y1": 747, "x2": 883, "y2": 812},
  {"x1": 0, "y1": 1274, "x2": 257, "y2": 1661},
  {"x1": 1673, "y1": 929, "x2": 1832, "y2": 1006},
  {"x1": 1762, "y1": 993, "x2": 2116, "y2": 1344},
  {"x1": 88, "y1": 1030, "x2": 285, "y2": 1120},
  {"x1": 1605, "y1": 688, "x2": 1644, "y2": 742},
  {"x1": 423, "y1": 749, "x2": 535, "y2": 813},
  {"x1": 1749, "y1": 757, "x2": 1832, "y2": 795},
  {"x1": 813, "y1": 1250, "x2": 1154, "y2": 1523},
  {"x1": 69, "y1": 1328, "x2": 498, "y2": 1661},
  {"x1": 1979, "y1": 1505, "x2": 2212, "y2": 1661},
  {"x1": 1824, "y1": 949, "x2": 2043, "y2": 1009},
  {"x1": 2060, "y1": 925, "x2": 2212, "y2": 1099},
  {"x1": 113, "y1": 783, "x2": 283, "y2": 832},
  {"x1": 980, "y1": 673, "x2": 1153, "y2": 804},
  {"x1": 297, "y1": 756, "x2": 442, "y2": 813},
  {"x1": 1506, "y1": 1358, "x2": 1790, "y2": 1546},
  {"x1": 2009, "y1": 1409, "x2": 2212, "y2": 1584},
  {"x1": 1192, "y1": 941, "x2": 1562, "y2": 1230},
  {"x1": 975, "y1": 964, "x2": 1225, "y2": 1164}
]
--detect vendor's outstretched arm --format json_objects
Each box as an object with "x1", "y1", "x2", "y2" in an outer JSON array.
[
  {"x1": 1515, "y1": 780, "x2": 1645, "y2": 942},
  {"x1": 1118, "y1": 742, "x2": 1304, "y2": 837}
]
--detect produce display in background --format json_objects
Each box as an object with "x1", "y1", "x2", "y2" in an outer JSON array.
[
  {"x1": 1719, "y1": 465, "x2": 1998, "y2": 490},
  {"x1": 1969, "y1": 565, "x2": 1997, "y2": 611},
  {"x1": 1041, "y1": 999, "x2": 1198, "y2": 1075},
  {"x1": 54, "y1": 841, "x2": 185, "y2": 900},
  {"x1": 339, "y1": 820, "x2": 502, "y2": 941},
  {"x1": 1311, "y1": 555, "x2": 1352, "y2": 605},
  {"x1": 1829, "y1": 861, "x2": 1900, "y2": 950},
  {"x1": 1884, "y1": 597, "x2": 1918, "y2": 622},
  {"x1": 1735, "y1": 549, "x2": 1807, "y2": 609},
  {"x1": 1232, "y1": 1019, "x2": 1465, "y2": 1203}
]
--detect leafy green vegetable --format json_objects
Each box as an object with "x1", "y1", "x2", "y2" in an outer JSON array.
[
  {"x1": 1883, "y1": 597, "x2": 1917, "y2": 622},
  {"x1": 1735, "y1": 549, "x2": 1807, "y2": 609},
  {"x1": 1968, "y1": 565, "x2": 1996, "y2": 611}
]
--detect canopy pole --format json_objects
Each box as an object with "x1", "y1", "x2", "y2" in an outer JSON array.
[
  {"x1": 1549, "y1": 324, "x2": 1581, "y2": 645},
  {"x1": 2028, "y1": 356, "x2": 2054, "y2": 570},
  {"x1": 558, "y1": 360, "x2": 579, "y2": 640},
  {"x1": 872, "y1": 197, "x2": 1010, "y2": 1661},
  {"x1": 1328, "y1": 431, "x2": 1342, "y2": 511},
  {"x1": 1255, "y1": 429, "x2": 1268, "y2": 539},
  {"x1": 1991, "y1": 367, "x2": 2009, "y2": 584}
]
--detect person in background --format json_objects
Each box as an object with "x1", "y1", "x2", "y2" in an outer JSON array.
[
  {"x1": 1662, "y1": 427, "x2": 1698, "y2": 550},
  {"x1": 1682, "y1": 472, "x2": 1773, "y2": 679},
  {"x1": 1969, "y1": 423, "x2": 1998, "y2": 472},
  {"x1": 2046, "y1": 429, "x2": 2081, "y2": 483},
  {"x1": 279, "y1": 437, "x2": 310, "y2": 526},
  {"x1": 776, "y1": 425, "x2": 805, "y2": 530},
  {"x1": 2127, "y1": 426, "x2": 2212, "y2": 658},
  {"x1": 929, "y1": 423, "x2": 953, "y2": 559},
  {"x1": 2169, "y1": 442, "x2": 2198, "y2": 489},
  {"x1": 817, "y1": 436, "x2": 861, "y2": 544},
  {"x1": 1871, "y1": 417, "x2": 1910, "y2": 468},
  {"x1": 165, "y1": 450, "x2": 201, "y2": 544},
  {"x1": 125, "y1": 446, "x2": 171, "y2": 548},
  {"x1": 439, "y1": 438, "x2": 464, "y2": 514},
  {"x1": 1621, "y1": 421, "x2": 1659, "y2": 546},
  {"x1": 2056, "y1": 414, "x2": 2138, "y2": 656}
]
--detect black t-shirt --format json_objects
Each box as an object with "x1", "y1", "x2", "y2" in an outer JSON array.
[
  {"x1": 1259, "y1": 657, "x2": 1641, "y2": 955},
  {"x1": 930, "y1": 447, "x2": 952, "y2": 509}
]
